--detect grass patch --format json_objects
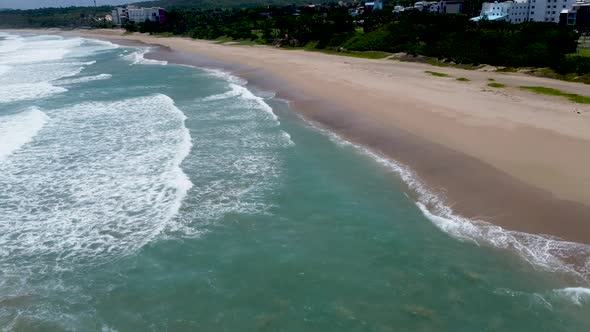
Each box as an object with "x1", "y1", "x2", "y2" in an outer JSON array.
[
  {"x1": 529, "y1": 68, "x2": 590, "y2": 85},
  {"x1": 213, "y1": 36, "x2": 261, "y2": 46},
  {"x1": 456, "y1": 77, "x2": 470, "y2": 81},
  {"x1": 425, "y1": 70, "x2": 450, "y2": 77},
  {"x1": 342, "y1": 50, "x2": 392, "y2": 59},
  {"x1": 520, "y1": 86, "x2": 590, "y2": 104},
  {"x1": 487, "y1": 82, "x2": 506, "y2": 88},
  {"x1": 304, "y1": 48, "x2": 391, "y2": 59},
  {"x1": 151, "y1": 32, "x2": 175, "y2": 38},
  {"x1": 578, "y1": 36, "x2": 590, "y2": 57}
]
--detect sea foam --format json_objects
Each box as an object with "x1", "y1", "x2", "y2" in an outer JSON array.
[
  {"x1": 203, "y1": 83, "x2": 278, "y2": 121},
  {"x1": 553, "y1": 287, "x2": 590, "y2": 305},
  {"x1": 0, "y1": 34, "x2": 118, "y2": 104},
  {"x1": 0, "y1": 108, "x2": 49, "y2": 160},
  {"x1": 124, "y1": 49, "x2": 168, "y2": 65},
  {"x1": 0, "y1": 94, "x2": 192, "y2": 272},
  {"x1": 171, "y1": 70, "x2": 293, "y2": 228}
]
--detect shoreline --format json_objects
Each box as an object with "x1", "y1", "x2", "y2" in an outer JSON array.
[{"x1": 5, "y1": 29, "x2": 590, "y2": 278}]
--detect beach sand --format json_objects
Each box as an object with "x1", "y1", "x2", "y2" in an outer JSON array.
[{"x1": 9, "y1": 29, "x2": 590, "y2": 245}]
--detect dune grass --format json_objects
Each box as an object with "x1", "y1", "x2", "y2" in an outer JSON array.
[
  {"x1": 425, "y1": 70, "x2": 450, "y2": 77},
  {"x1": 456, "y1": 77, "x2": 470, "y2": 81},
  {"x1": 487, "y1": 82, "x2": 506, "y2": 88},
  {"x1": 520, "y1": 86, "x2": 590, "y2": 104}
]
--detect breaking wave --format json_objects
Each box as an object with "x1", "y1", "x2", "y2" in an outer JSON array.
[
  {"x1": 0, "y1": 34, "x2": 119, "y2": 104},
  {"x1": 170, "y1": 69, "x2": 292, "y2": 230},
  {"x1": 0, "y1": 108, "x2": 49, "y2": 160},
  {"x1": 202, "y1": 82, "x2": 278, "y2": 121},
  {"x1": 123, "y1": 48, "x2": 168, "y2": 65},
  {"x1": 55, "y1": 73, "x2": 113, "y2": 86},
  {"x1": 553, "y1": 287, "x2": 590, "y2": 306},
  {"x1": 0, "y1": 94, "x2": 192, "y2": 272}
]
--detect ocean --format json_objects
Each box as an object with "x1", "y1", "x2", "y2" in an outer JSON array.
[{"x1": 1, "y1": 32, "x2": 589, "y2": 331}]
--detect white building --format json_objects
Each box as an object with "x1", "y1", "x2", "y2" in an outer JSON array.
[
  {"x1": 365, "y1": 0, "x2": 384, "y2": 11},
  {"x1": 508, "y1": 0, "x2": 530, "y2": 23},
  {"x1": 111, "y1": 6, "x2": 166, "y2": 26},
  {"x1": 471, "y1": 0, "x2": 576, "y2": 23},
  {"x1": 413, "y1": 1, "x2": 442, "y2": 12},
  {"x1": 111, "y1": 7, "x2": 127, "y2": 26},
  {"x1": 560, "y1": 0, "x2": 590, "y2": 26},
  {"x1": 472, "y1": 1, "x2": 512, "y2": 20},
  {"x1": 127, "y1": 7, "x2": 164, "y2": 24}
]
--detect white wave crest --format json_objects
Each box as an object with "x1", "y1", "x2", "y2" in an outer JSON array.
[
  {"x1": 0, "y1": 35, "x2": 82, "y2": 65},
  {"x1": 0, "y1": 34, "x2": 118, "y2": 104},
  {"x1": 203, "y1": 83, "x2": 278, "y2": 121},
  {"x1": 554, "y1": 287, "x2": 590, "y2": 306},
  {"x1": 0, "y1": 82, "x2": 67, "y2": 104},
  {"x1": 55, "y1": 74, "x2": 113, "y2": 86},
  {"x1": 0, "y1": 94, "x2": 192, "y2": 272},
  {"x1": 305, "y1": 120, "x2": 590, "y2": 282},
  {"x1": 0, "y1": 108, "x2": 49, "y2": 160},
  {"x1": 124, "y1": 49, "x2": 167, "y2": 65},
  {"x1": 202, "y1": 67, "x2": 248, "y2": 85}
]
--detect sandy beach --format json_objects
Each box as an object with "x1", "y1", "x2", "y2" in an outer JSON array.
[{"x1": 10, "y1": 28, "x2": 590, "y2": 245}]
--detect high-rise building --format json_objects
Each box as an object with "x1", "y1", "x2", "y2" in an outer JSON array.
[
  {"x1": 111, "y1": 6, "x2": 167, "y2": 26},
  {"x1": 472, "y1": 0, "x2": 577, "y2": 24}
]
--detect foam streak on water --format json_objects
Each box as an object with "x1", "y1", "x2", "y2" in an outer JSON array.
[{"x1": 55, "y1": 73, "x2": 113, "y2": 86}]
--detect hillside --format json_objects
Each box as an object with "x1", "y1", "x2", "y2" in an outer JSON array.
[{"x1": 0, "y1": 6, "x2": 113, "y2": 28}]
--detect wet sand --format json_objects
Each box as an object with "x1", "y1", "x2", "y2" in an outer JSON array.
[{"x1": 8, "y1": 29, "x2": 590, "y2": 246}]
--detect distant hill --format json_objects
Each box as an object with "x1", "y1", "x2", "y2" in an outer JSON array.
[{"x1": 133, "y1": 0, "x2": 313, "y2": 10}]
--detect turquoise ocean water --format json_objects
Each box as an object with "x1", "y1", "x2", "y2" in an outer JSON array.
[{"x1": 1, "y1": 33, "x2": 590, "y2": 331}]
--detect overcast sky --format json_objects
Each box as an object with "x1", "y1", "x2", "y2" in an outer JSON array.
[{"x1": 0, "y1": 0, "x2": 147, "y2": 9}]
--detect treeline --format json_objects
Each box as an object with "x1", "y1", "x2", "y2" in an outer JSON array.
[
  {"x1": 134, "y1": 0, "x2": 312, "y2": 10},
  {"x1": 345, "y1": 11, "x2": 583, "y2": 70},
  {"x1": 0, "y1": 7, "x2": 112, "y2": 28},
  {"x1": 133, "y1": 6, "x2": 588, "y2": 76}
]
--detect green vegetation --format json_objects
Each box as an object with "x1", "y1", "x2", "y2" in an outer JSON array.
[
  {"x1": 578, "y1": 36, "x2": 590, "y2": 57},
  {"x1": 520, "y1": 86, "x2": 590, "y2": 104},
  {"x1": 214, "y1": 36, "x2": 261, "y2": 45},
  {"x1": 425, "y1": 71, "x2": 450, "y2": 77},
  {"x1": 306, "y1": 48, "x2": 391, "y2": 59},
  {"x1": 487, "y1": 82, "x2": 506, "y2": 88},
  {"x1": 456, "y1": 77, "x2": 470, "y2": 81},
  {"x1": 0, "y1": 7, "x2": 113, "y2": 28}
]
